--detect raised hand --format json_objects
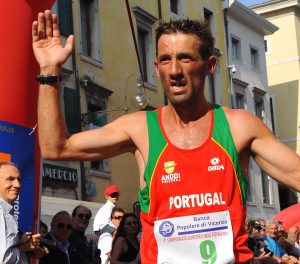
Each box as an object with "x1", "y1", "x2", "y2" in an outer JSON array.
[{"x1": 32, "y1": 10, "x2": 73, "y2": 74}]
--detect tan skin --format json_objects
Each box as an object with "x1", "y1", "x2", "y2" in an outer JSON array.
[
  {"x1": 32, "y1": 11, "x2": 300, "y2": 193},
  {"x1": 110, "y1": 216, "x2": 139, "y2": 264},
  {"x1": 0, "y1": 165, "x2": 44, "y2": 257}
]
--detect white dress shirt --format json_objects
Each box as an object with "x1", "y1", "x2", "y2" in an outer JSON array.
[
  {"x1": 0, "y1": 197, "x2": 28, "y2": 264},
  {"x1": 93, "y1": 200, "x2": 115, "y2": 232}
]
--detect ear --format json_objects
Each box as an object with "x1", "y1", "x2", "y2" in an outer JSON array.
[
  {"x1": 154, "y1": 59, "x2": 161, "y2": 78},
  {"x1": 206, "y1": 56, "x2": 217, "y2": 75}
]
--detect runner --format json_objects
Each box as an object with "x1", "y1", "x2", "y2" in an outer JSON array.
[{"x1": 32, "y1": 11, "x2": 300, "y2": 263}]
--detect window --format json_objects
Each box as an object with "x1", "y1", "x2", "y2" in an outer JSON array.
[
  {"x1": 83, "y1": 80, "x2": 113, "y2": 175},
  {"x1": 231, "y1": 37, "x2": 241, "y2": 62},
  {"x1": 58, "y1": 0, "x2": 72, "y2": 35},
  {"x1": 204, "y1": 8, "x2": 213, "y2": 26},
  {"x1": 269, "y1": 97, "x2": 276, "y2": 134},
  {"x1": 80, "y1": 0, "x2": 100, "y2": 61},
  {"x1": 254, "y1": 96, "x2": 264, "y2": 120},
  {"x1": 236, "y1": 93, "x2": 245, "y2": 109},
  {"x1": 170, "y1": 0, "x2": 178, "y2": 14},
  {"x1": 64, "y1": 87, "x2": 80, "y2": 134},
  {"x1": 250, "y1": 47, "x2": 259, "y2": 70},
  {"x1": 133, "y1": 7, "x2": 157, "y2": 86},
  {"x1": 247, "y1": 158, "x2": 255, "y2": 202},
  {"x1": 208, "y1": 75, "x2": 215, "y2": 104},
  {"x1": 261, "y1": 170, "x2": 273, "y2": 205},
  {"x1": 233, "y1": 79, "x2": 247, "y2": 110}
]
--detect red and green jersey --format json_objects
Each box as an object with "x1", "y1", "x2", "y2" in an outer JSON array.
[{"x1": 139, "y1": 105, "x2": 253, "y2": 263}]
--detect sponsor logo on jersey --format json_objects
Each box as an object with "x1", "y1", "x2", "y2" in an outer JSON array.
[
  {"x1": 164, "y1": 161, "x2": 176, "y2": 174},
  {"x1": 161, "y1": 160, "x2": 181, "y2": 184},
  {"x1": 159, "y1": 221, "x2": 175, "y2": 237},
  {"x1": 208, "y1": 157, "x2": 225, "y2": 171}
]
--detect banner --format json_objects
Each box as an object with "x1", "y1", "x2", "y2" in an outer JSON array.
[
  {"x1": 0, "y1": 120, "x2": 35, "y2": 231},
  {"x1": 0, "y1": 0, "x2": 55, "y2": 233}
]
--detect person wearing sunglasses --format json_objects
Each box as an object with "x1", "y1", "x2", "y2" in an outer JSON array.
[
  {"x1": 110, "y1": 213, "x2": 140, "y2": 264},
  {"x1": 93, "y1": 185, "x2": 120, "y2": 236},
  {"x1": 69, "y1": 205, "x2": 95, "y2": 264},
  {"x1": 39, "y1": 211, "x2": 82, "y2": 264},
  {"x1": 98, "y1": 207, "x2": 125, "y2": 264}
]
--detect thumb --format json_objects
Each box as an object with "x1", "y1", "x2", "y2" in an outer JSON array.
[{"x1": 65, "y1": 35, "x2": 74, "y2": 54}]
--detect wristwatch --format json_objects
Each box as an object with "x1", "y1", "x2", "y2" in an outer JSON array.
[{"x1": 36, "y1": 75, "x2": 62, "y2": 85}]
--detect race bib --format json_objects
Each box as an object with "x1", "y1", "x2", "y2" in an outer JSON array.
[{"x1": 154, "y1": 210, "x2": 235, "y2": 264}]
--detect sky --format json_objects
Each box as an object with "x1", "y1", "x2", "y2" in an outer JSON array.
[{"x1": 237, "y1": 0, "x2": 269, "y2": 7}]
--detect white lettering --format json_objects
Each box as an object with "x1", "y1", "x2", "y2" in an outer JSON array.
[
  {"x1": 161, "y1": 173, "x2": 181, "y2": 184},
  {"x1": 169, "y1": 192, "x2": 226, "y2": 209}
]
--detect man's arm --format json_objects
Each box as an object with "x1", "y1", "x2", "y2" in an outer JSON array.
[
  {"x1": 228, "y1": 108, "x2": 300, "y2": 192},
  {"x1": 32, "y1": 10, "x2": 134, "y2": 161}
]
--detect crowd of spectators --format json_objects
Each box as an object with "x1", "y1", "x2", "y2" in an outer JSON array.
[{"x1": 246, "y1": 216, "x2": 300, "y2": 264}]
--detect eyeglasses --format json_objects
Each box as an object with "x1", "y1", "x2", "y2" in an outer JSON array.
[
  {"x1": 110, "y1": 192, "x2": 119, "y2": 198},
  {"x1": 112, "y1": 215, "x2": 123, "y2": 220},
  {"x1": 77, "y1": 213, "x2": 91, "y2": 220},
  {"x1": 57, "y1": 223, "x2": 72, "y2": 230},
  {"x1": 125, "y1": 221, "x2": 138, "y2": 226}
]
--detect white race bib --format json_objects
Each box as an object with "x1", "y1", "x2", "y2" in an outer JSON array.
[{"x1": 154, "y1": 210, "x2": 235, "y2": 264}]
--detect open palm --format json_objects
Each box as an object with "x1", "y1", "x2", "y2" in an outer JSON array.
[{"x1": 32, "y1": 10, "x2": 73, "y2": 71}]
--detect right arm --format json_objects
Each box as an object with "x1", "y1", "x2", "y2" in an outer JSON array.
[{"x1": 33, "y1": 10, "x2": 135, "y2": 161}]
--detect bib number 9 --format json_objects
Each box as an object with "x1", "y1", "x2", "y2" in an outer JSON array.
[{"x1": 200, "y1": 240, "x2": 217, "y2": 264}]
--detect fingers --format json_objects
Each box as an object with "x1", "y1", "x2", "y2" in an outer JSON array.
[
  {"x1": 37, "y1": 12, "x2": 46, "y2": 39},
  {"x1": 45, "y1": 10, "x2": 53, "y2": 38},
  {"x1": 32, "y1": 10, "x2": 55, "y2": 41}
]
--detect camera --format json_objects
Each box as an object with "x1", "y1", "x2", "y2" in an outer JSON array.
[{"x1": 40, "y1": 238, "x2": 57, "y2": 249}]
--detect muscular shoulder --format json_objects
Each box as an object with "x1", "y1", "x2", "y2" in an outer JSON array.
[{"x1": 221, "y1": 106, "x2": 274, "y2": 153}]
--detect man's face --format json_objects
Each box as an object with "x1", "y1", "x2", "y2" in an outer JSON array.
[
  {"x1": 267, "y1": 224, "x2": 278, "y2": 238},
  {"x1": 72, "y1": 206, "x2": 91, "y2": 233},
  {"x1": 111, "y1": 211, "x2": 124, "y2": 228},
  {"x1": 106, "y1": 192, "x2": 119, "y2": 204},
  {"x1": 51, "y1": 214, "x2": 72, "y2": 243},
  {"x1": 154, "y1": 33, "x2": 216, "y2": 108},
  {"x1": 0, "y1": 165, "x2": 21, "y2": 203}
]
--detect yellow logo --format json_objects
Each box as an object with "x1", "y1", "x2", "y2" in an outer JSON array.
[{"x1": 164, "y1": 161, "x2": 176, "y2": 174}]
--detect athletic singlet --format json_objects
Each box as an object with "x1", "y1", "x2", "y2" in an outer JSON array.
[{"x1": 139, "y1": 105, "x2": 253, "y2": 264}]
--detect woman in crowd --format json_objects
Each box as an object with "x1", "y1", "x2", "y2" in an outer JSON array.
[{"x1": 110, "y1": 213, "x2": 140, "y2": 264}]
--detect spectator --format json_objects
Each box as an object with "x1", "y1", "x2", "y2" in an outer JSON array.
[
  {"x1": 69, "y1": 205, "x2": 94, "y2": 263},
  {"x1": 40, "y1": 221, "x2": 49, "y2": 240},
  {"x1": 295, "y1": 231, "x2": 300, "y2": 257},
  {"x1": 98, "y1": 207, "x2": 124, "y2": 264},
  {"x1": 264, "y1": 220, "x2": 286, "y2": 258},
  {"x1": 93, "y1": 185, "x2": 120, "y2": 235},
  {"x1": 39, "y1": 210, "x2": 81, "y2": 264},
  {"x1": 0, "y1": 161, "x2": 43, "y2": 263},
  {"x1": 287, "y1": 226, "x2": 300, "y2": 258},
  {"x1": 110, "y1": 213, "x2": 140, "y2": 264},
  {"x1": 259, "y1": 219, "x2": 267, "y2": 236}
]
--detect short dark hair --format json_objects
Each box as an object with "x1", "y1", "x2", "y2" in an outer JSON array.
[
  {"x1": 155, "y1": 19, "x2": 215, "y2": 59},
  {"x1": 51, "y1": 210, "x2": 70, "y2": 224},
  {"x1": 111, "y1": 207, "x2": 125, "y2": 218},
  {"x1": 71, "y1": 205, "x2": 92, "y2": 218}
]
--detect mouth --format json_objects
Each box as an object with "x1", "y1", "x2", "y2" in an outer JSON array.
[{"x1": 170, "y1": 81, "x2": 186, "y2": 92}]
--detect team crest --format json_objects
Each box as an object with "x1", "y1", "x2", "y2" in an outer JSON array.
[{"x1": 164, "y1": 161, "x2": 176, "y2": 174}]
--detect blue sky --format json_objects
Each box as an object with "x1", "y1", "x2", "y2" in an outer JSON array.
[{"x1": 237, "y1": 0, "x2": 268, "y2": 7}]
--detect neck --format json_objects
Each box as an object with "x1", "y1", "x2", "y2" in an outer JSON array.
[{"x1": 166, "y1": 99, "x2": 210, "y2": 124}]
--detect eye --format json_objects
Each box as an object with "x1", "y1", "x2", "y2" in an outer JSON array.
[
  {"x1": 178, "y1": 54, "x2": 192, "y2": 63},
  {"x1": 158, "y1": 55, "x2": 170, "y2": 64}
]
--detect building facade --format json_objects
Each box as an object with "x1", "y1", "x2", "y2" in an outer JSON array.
[
  {"x1": 224, "y1": 0, "x2": 280, "y2": 220},
  {"x1": 252, "y1": 0, "x2": 300, "y2": 208}
]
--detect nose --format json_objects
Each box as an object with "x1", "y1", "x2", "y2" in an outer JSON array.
[
  {"x1": 14, "y1": 178, "x2": 21, "y2": 188},
  {"x1": 170, "y1": 58, "x2": 183, "y2": 79}
]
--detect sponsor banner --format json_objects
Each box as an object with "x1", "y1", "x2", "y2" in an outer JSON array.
[
  {"x1": 154, "y1": 210, "x2": 235, "y2": 264},
  {"x1": 0, "y1": 120, "x2": 35, "y2": 232}
]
